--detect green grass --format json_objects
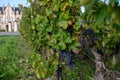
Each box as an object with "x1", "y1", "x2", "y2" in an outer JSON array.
[
  {"x1": 0, "y1": 36, "x2": 95, "y2": 80},
  {"x1": 0, "y1": 36, "x2": 35, "y2": 80}
]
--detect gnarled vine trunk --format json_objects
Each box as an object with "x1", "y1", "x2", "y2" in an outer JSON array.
[
  {"x1": 91, "y1": 48, "x2": 120, "y2": 80},
  {"x1": 91, "y1": 48, "x2": 107, "y2": 80}
]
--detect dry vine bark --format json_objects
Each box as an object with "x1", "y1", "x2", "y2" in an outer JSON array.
[
  {"x1": 91, "y1": 48, "x2": 120, "y2": 80},
  {"x1": 91, "y1": 48, "x2": 107, "y2": 80}
]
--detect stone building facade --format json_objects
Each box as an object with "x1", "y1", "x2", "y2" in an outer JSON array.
[{"x1": 0, "y1": 4, "x2": 22, "y2": 32}]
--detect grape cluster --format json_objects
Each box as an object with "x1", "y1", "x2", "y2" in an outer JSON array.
[
  {"x1": 55, "y1": 50, "x2": 74, "y2": 80},
  {"x1": 79, "y1": 28, "x2": 95, "y2": 53},
  {"x1": 81, "y1": 28, "x2": 95, "y2": 43},
  {"x1": 60, "y1": 50, "x2": 74, "y2": 69},
  {"x1": 51, "y1": 48, "x2": 74, "y2": 68}
]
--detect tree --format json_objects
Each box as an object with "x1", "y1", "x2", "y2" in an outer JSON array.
[{"x1": 20, "y1": 0, "x2": 120, "y2": 80}]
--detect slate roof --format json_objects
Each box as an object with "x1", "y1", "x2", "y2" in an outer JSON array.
[
  {"x1": 0, "y1": 7, "x2": 6, "y2": 10},
  {"x1": 0, "y1": 7, "x2": 2, "y2": 11},
  {"x1": 0, "y1": 6, "x2": 21, "y2": 15},
  {"x1": 0, "y1": 7, "x2": 6, "y2": 14},
  {"x1": 14, "y1": 7, "x2": 21, "y2": 15}
]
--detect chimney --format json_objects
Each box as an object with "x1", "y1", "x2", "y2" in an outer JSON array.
[
  {"x1": 13, "y1": 4, "x2": 15, "y2": 11},
  {"x1": 13, "y1": 4, "x2": 15, "y2": 15},
  {"x1": 8, "y1": 3, "x2": 10, "y2": 7},
  {"x1": 2, "y1": 4, "x2": 4, "y2": 11}
]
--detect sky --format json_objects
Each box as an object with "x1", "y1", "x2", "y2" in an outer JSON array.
[{"x1": 0, "y1": 0, "x2": 29, "y2": 7}]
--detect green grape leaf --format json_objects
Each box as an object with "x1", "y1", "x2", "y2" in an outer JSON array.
[
  {"x1": 95, "y1": 5, "x2": 108, "y2": 25},
  {"x1": 59, "y1": 41, "x2": 66, "y2": 50},
  {"x1": 59, "y1": 20, "x2": 68, "y2": 29},
  {"x1": 65, "y1": 37, "x2": 72, "y2": 43},
  {"x1": 46, "y1": 8, "x2": 52, "y2": 16}
]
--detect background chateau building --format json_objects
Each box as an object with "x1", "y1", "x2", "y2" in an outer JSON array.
[{"x1": 0, "y1": 4, "x2": 22, "y2": 32}]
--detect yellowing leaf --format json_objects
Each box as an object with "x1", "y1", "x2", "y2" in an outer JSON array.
[
  {"x1": 62, "y1": 3, "x2": 69, "y2": 12},
  {"x1": 59, "y1": 20, "x2": 68, "y2": 29}
]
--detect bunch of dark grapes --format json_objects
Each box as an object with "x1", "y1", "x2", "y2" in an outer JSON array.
[
  {"x1": 81, "y1": 28, "x2": 95, "y2": 44},
  {"x1": 51, "y1": 48, "x2": 74, "y2": 68},
  {"x1": 56, "y1": 50, "x2": 74, "y2": 80},
  {"x1": 60, "y1": 50, "x2": 74, "y2": 69},
  {"x1": 79, "y1": 28, "x2": 95, "y2": 53}
]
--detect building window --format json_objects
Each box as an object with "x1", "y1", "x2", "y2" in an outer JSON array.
[
  {"x1": 0, "y1": 18, "x2": 2, "y2": 23},
  {"x1": 3, "y1": 17, "x2": 4, "y2": 22},
  {"x1": 6, "y1": 17, "x2": 7, "y2": 22},
  {"x1": 12, "y1": 12, "x2": 13, "y2": 15},
  {"x1": 7, "y1": 11, "x2": 10, "y2": 15},
  {"x1": 20, "y1": 12, "x2": 22, "y2": 15},
  {"x1": 12, "y1": 17, "x2": 13, "y2": 21},
  {"x1": 16, "y1": 11, "x2": 19, "y2": 15}
]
